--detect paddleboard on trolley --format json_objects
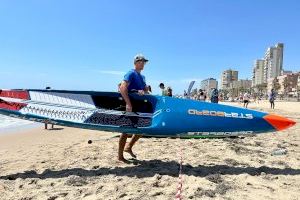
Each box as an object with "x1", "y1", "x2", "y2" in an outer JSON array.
[{"x1": 0, "y1": 89, "x2": 296, "y2": 138}]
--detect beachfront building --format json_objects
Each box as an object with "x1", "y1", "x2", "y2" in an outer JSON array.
[
  {"x1": 228, "y1": 79, "x2": 252, "y2": 97},
  {"x1": 267, "y1": 77, "x2": 275, "y2": 93},
  {"x1": 263, "y1": 43, "x2": 284, "y2": 83},
  {"x1": 230, "y1": 79, "x2": 252, "y2": 90},
  {"x1": 297, "y1": 75, "x2": 300, "y2": 99},
  {"x1": 221, "y1": 69, "x2": 238, "y2": 89},
  {"x1": 252, "y1": 59, "x2": 264, "y2": 87},
  {"x1": 200, "y1": 78, "x2": 218, "y2": 95},
  {"x1": 267, "y1": 72, "x2": 300, "y2": 95},
  {"x1": 278, "y1": 72, "x2": 300, "y2": 95},
  {"x1": 281, "y1": 70, "x2": 293, "y2": 75}
]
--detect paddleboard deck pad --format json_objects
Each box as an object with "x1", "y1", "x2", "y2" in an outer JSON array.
[{"x1": 0, "y1": 89, "x2": 296, "y2": 138}]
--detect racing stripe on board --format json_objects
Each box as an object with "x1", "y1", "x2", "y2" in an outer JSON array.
[
  {"x1": 0, "y1": 90, "x2": 29, "y2": 100},
  {"x1": 29, "y1": 91, "x2": 96, "y2": 108},
  {"x1": 0, "y1": 90, "x2": 28, "y2": 111},
  {"x1": 0, "y1": 101, "x2": 27, "y2": 111}
]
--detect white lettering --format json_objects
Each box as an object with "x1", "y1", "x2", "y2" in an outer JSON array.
[{"x1": 187, "y1": 131, "x2": 253, "y2": 136}]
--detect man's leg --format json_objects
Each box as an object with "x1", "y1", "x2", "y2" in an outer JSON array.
[
  {"x1": 124, "y1": 134, "x2": 142, "y2": 158},
  {"x1": 118, "y1": 133, "x2": 128, "y2": 162}
]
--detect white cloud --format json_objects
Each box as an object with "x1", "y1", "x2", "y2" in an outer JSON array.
[{"x1": 97, "y1": 70, "x2": 125, "y2": 76}]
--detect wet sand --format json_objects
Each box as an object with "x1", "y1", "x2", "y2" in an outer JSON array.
[{"x1": 0, "y1": 101, "x2": 299, "y2": 200}]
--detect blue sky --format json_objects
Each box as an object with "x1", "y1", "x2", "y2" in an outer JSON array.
[{"x1": 0, "y1": 0, "x2": 299, "y2": 94}]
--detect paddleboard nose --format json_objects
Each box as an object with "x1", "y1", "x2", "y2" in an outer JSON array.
[{"x1": 263, "y1": 114, "x2": 296, "y2": 131}]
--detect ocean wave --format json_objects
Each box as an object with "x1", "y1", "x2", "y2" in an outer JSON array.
[{"x1": 0, "y1": 114, "x2": 35, "y2": 130}]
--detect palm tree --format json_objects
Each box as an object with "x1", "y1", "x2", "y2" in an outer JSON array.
[
  {"x1": 272, "y1": 77, "x2": 281, "y2": 92},
  {"x1": 283, "y1": 77, "x2": 289, "y2": 98},
  {"x1": 297, "y1": 82, "x2": 300, "y2": 102},
  {"x1": 256, "y1": 83, "x2": 267, "y2": 94}
]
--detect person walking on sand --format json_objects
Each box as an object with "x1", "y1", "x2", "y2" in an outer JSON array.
[
  {"x1": 243, "y1": 92, "x2": 250, "y2": 108},
  {"x1": 118, "y1": 54, "x2": 149, "y2": 163},
  {"x1": 269, "y1": 89, "x2": 276, "y2": 109}
]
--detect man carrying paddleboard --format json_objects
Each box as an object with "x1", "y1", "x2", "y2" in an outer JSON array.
[{"x1": 118, "y1": 54, "x2": 149, "y2": 162}]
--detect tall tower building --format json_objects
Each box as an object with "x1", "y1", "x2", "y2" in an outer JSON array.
[
  {"x1": 252, "y1": 59, "x2": 264, "y2": 86},
  {"x1": 200, "y1": 78, "x2": 218, "y2": 94},
  {"x1": 263, "y1": 43, "x2": 284, "y2": 82},
  {"x1": 221, "y1": 69, "x2": 238, "y2": 89}
]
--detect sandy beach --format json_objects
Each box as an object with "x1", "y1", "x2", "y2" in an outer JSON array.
[{"x1": 0, "y1": 101, "x2": 299, "y2": 200}]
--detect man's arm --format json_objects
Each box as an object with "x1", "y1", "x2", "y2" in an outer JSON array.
[{"x1": 119, "y1": 81, "x2": 132, "y2": 112}]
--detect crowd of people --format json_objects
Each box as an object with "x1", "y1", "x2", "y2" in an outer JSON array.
[
  {"x1": 185, "y1": 88, "x2": 220, "y2": 103},
  {"x1": 118, "y1": 76, "x2": 277, "y2": 110},
  {"x1": 231, "y1": 89, "x2": 277, "y2": 109},
  {"x1": 180, "y1": 88, "x2": 278, "y2": 109}
]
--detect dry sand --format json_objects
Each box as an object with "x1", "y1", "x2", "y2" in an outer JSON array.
[{"x1": 0, "y1": 101, "x2": 299, "y2": 200}]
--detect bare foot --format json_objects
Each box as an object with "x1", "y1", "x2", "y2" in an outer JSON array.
[
  {"x1": 118, "y1": 157, "x2": 131, "y2": 164},
  {"x1": 124, "y1": 148, "x2": 137, "y2": 158}
]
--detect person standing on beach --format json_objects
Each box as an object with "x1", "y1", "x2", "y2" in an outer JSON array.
[
  {"x1": 210, "y1": 88, "x2": 219, "y2": 103},
  {"x1": 166, "y1": 87, "x2": 173, "y2": 97},
  {"x1": 269, "y1": 89, "x2": 276, "y2": 109},
  {"x1": 159, "y1": 83, "x2": 168, "y2": 96},
  {"x1": 118, "y1": 54, "x2": 149, "y2": 163},
  {"x1": 243, "y1": 92, "x2": 250, "y2": 108},
  {"x1": 198, "y1": 89, "x2": 205, "y2": 101}
]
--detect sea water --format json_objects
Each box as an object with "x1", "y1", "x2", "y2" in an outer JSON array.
[{"x1": 0, "y1": 114, "x2": 40, "y2": 134}]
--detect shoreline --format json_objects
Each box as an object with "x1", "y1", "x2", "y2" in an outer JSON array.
[{"x1": 0, "y1": 123, "x2": 42, "y2": 136}]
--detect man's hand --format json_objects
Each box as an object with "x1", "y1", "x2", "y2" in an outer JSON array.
[
  {"x1": 137, "y1": 90, "x2": 145, "y2": 96},
  {"x1": 126, "y1": 104, "x2": 132, "y2": 112}
]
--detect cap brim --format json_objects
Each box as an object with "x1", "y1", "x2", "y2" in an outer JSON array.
[{"x1": 135, "y1": 59, "x2": 149, "y2": 63}]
